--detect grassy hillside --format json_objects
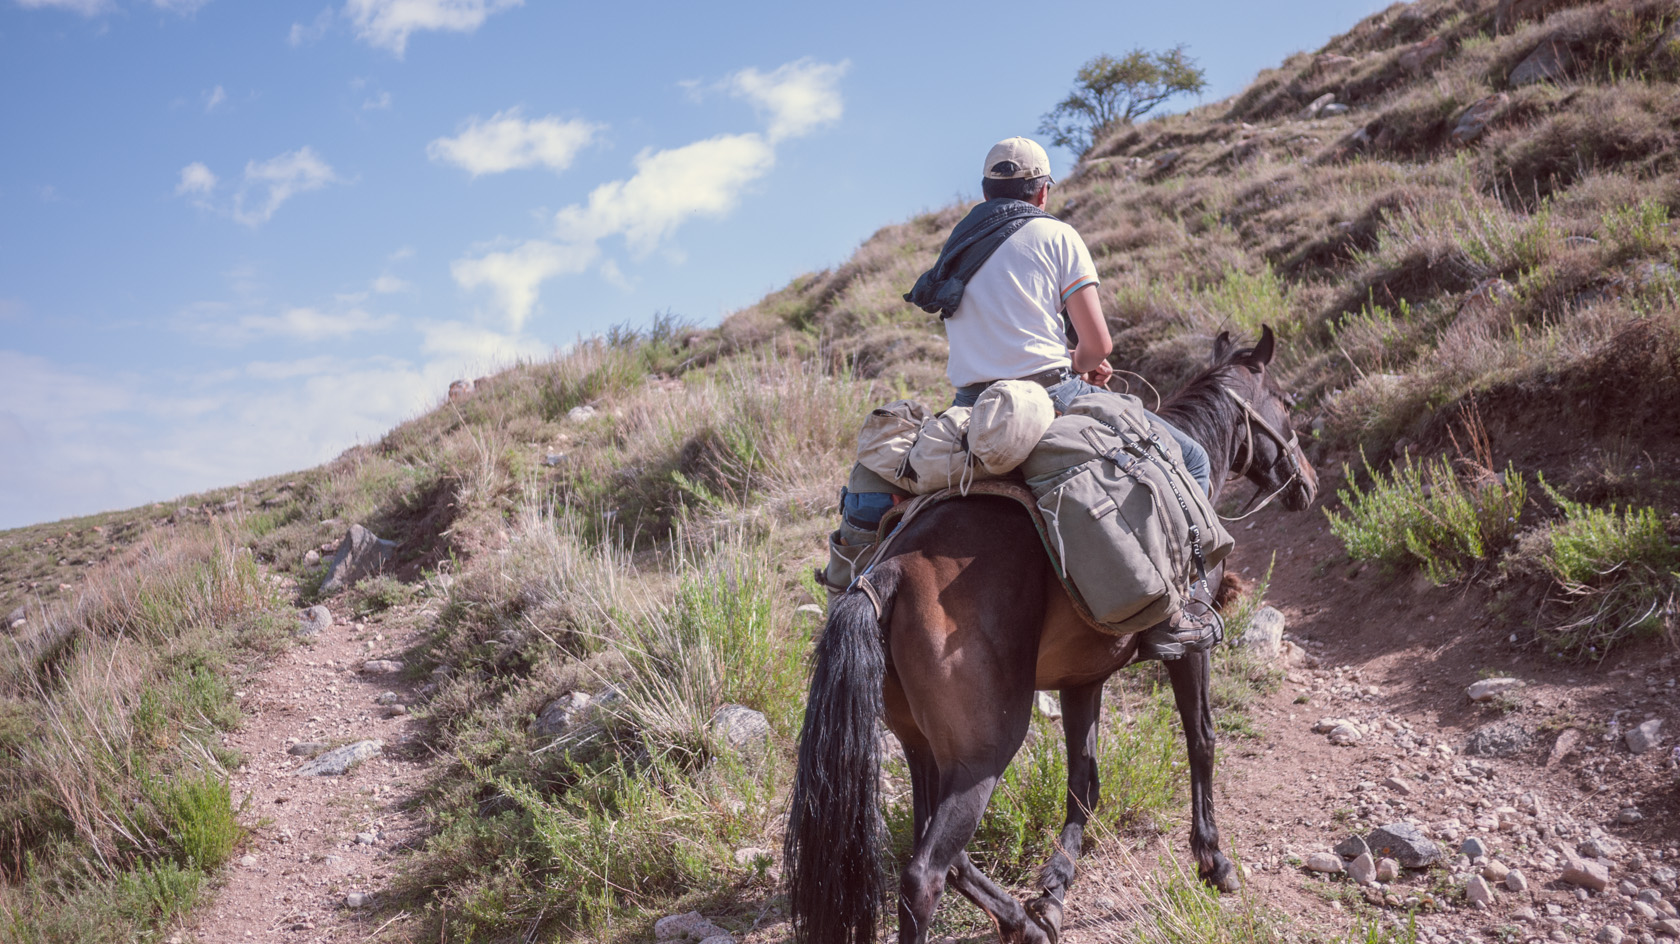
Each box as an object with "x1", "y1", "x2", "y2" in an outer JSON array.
[{"x1": 3, "y1": 0, "x2": 1679, "y2": 941}]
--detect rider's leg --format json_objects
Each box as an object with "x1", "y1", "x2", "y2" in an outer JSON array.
[
  {"x1": 1147, "y1": 410, "x2": 1212, "y2": 495},
  {"x1": 820, "y1": 464, "x2": 905, "y2": 605}
]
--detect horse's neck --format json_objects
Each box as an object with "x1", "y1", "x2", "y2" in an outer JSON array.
[{"x1": 1158, "y1": 379, "x2": 1243, "y2": 506}]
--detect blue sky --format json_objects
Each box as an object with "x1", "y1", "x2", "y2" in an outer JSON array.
[{"x1": 0, "y1": 0, "x2": 1389, "y2": 528}]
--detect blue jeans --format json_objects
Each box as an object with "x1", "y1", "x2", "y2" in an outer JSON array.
[{"x1": 954, "y1": 376, "x2": 1212, "y2": 493}]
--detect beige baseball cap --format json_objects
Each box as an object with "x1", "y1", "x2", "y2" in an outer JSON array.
[{"x1": 983, "y1": 136, "x2": 1052, "y2": 180}]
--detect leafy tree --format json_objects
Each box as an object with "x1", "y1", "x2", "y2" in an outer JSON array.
[{"x1": 1038, "y1": 47, "x2": 1208, "y2": 155}]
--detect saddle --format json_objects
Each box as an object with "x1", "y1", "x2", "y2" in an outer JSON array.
[{"x1": 861, "y1": 480, "x2": 1224, "y2": 658}]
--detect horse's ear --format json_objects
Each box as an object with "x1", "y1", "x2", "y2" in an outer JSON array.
[
  {"x1": 1252, "y1": 324, "x2": 1276, "y2": 366},
  {"x1": 1211, "y1": 331, "x2": 1233, "y2": 366}
]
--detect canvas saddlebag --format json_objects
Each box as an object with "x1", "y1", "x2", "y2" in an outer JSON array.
[
  {"x1": 857, "y1": 382, "x2": 1056, "y2": 495},
  {"x1": 1021, "y1": 391, "x2": 1234, "y2": 636},
  {"x1": 855, "y1": 399, "x2": 935, "y2": 492}
]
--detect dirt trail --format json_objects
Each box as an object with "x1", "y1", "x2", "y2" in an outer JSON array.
[{"x1": 184, "y1": 601, "x2": 431, "y2": 944}]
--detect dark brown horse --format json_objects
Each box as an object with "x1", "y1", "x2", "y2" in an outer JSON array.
[{"x1": 785, "y1": 327, "x2": 1319, "y2": 944}]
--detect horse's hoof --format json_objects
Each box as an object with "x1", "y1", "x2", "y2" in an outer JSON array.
[
  {"x1": 1025, "y1": 896, "x2": 1062, "y2": 944},
  {"x1": 1201, "y1": 856, "x2": 1242, "y2": 894}
]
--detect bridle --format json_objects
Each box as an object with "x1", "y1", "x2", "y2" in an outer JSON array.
[{"x1": 1219, "y1": 386, "x2": 1308, "y2": 522}]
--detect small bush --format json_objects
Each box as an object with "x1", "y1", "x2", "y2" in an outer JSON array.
[
  {"x1": 148, "y1": 770, "x2": 245, "y2": 871},
  {"x1": 1326, "y1": 452, "x2": 1528, "y2": 585},
  {"x1": 1526, "y1": 476, "x2": 1680, "y2": 655}
]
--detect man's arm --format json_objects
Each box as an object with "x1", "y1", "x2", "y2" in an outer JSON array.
[{"x1": 1065, "y1": 284, "x2": 1113, "y2": 386}]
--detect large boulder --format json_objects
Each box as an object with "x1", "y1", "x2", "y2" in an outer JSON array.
[
  {"x1": 1398, "y1": 35, "x2": 1448, "y2": 75},
  {"x1": 1451, "y1": 93, "x2": 1509, "y2": 146},
  {"x1": 318, "y1": 524, "x2": 396, "y2": 595},
  {"x1": 1510, "y1": 38, "x2": 1576, "y2": 86}
]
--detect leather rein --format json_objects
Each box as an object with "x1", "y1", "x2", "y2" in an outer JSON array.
[{"x1": 1219, "y1": 386, "x2": 1307, "y2": 522}]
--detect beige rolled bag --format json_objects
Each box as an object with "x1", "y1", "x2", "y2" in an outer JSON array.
[{"x1": 857, "y1": 381, "x2": 1056, "y2": 494}]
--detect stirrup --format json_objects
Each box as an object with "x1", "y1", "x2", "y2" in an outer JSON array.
[{"x1": 1138, "y1": 600, "x2": 1224, "y2": 662}]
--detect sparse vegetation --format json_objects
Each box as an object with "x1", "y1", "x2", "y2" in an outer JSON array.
[
  {"x1": 1512, "y1": 476, "x2": 1680, "y2": 656},
  {"x1": 5, "y1": 0, "x2": 1680, "y2": 940},
  {"x1": 1326, "y1": 451, "x2": 1528, "y2": 585}
]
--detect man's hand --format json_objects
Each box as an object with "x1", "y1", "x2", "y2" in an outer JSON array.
[{"x1": 1082, "y1": 359, "x2": 1114, "y2": 388}]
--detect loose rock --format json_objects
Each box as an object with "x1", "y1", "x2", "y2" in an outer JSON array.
[
  {"x1": 1563, "y1": 857, "x2": 1612, "y2": 892},
  {"x1": 1398, "y1": 34, "x2": 1448, "y2": 74},
  {"x1": 1377, "y1": 858, "x2": 1401, "y2": 883},
  {"x1": 1328, "y1": 722, "x2": 1362, "y2": 746},
  {"x1": 1626, "y1": 719, "x2": 1663, "y2": 755},
  {"x1": 530, "y1": 691, "x2": 593, "y2": 738},
  {"x1": 1506, "y1": 869, "x2": 1529, "y2": 893},
  {"x1": 1367, "y1": 823, "x2": 1441, "y2": 869},
  {"x1": 1462, "y1": 837, "x2": 1489, "y2": 859},
  {"x1": 1597, "y1": 926, "x2": 1625, "y2": 944},
  {"x1": 654, "y1": 911, "x2": 728, "y2": 941},
  {"x1": 287, "y1": 741, "x2": 329, "y2": 757},
  {"x1": 1465, "y1": 719, "x2": 1533, "y2": 758},
  {"x1": 1305, "y1": 852, "x2": 1345, "y2": 873},
  {"x1": 361, "y1": 659, "x2": 404, "y2": 675},
  {"x1": 296, "y1": 604, "x2": 332, "y2": 637},
  {"x1": 1034, "y1": 691, "x2": 1062, "y2": 720},
  {"x1": 566, "y1": 405, "x2": 597, "y2": 423},
  {"x1": 1467, "y1": 875, "x2": 1497, "y2": 905},
  {"x1": 1348, "y1": 852, "x2": 1378, "y2": 886},
  {"x1": 711, "y1": 704, "x2": 771, "y2": 757},
  {"x1": 1240, "y1": 606, "x2": 1286, "y2": 660},
  {"x1": 1467, "y1": 677, "x2": 1523, "y2": 702},
  {"x1": 297, "y1": 740, "x2": 383, "y2": 777},
  {"x1": 1484, "y1": 860, "x2": 1511, "y2": 883},
  {"x1": 1335, "y1": 835, "x2": 1372, "y2": 860},
  {"x1": 345, "y1": 892, "x2": 370, "y2": 909}
]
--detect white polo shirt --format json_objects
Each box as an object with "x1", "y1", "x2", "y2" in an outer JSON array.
[{"x1": 942, "y1": 216, "x2": 1100, "y2": 387}]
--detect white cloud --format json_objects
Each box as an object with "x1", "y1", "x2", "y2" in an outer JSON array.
[
  {"x1": 15, "y1": 0, "x2": 113, "y2": 15},
  {"x1": 289, "y1": 7, "x2": 333, "y2": 45},
  {"x1": 450, "y1": 240, "x2": 597, "y2": 330},
  {"x1": 345, "y1": 0, "x2": 523, "y2": 57},
  {"x1": 175, "y1": 162, "x2": 217, "y2": 197},
  {"x1": 363, "y1": 90, "x2": 392, "y2": 110},
  {"x1": 427, "y1": 107, "x2": 599, "y2": 177},
  {"x1": 371, "y1": 274, "x2": 410, "y2": 294},
  {"x1": 449, "y1": 58, "x2": 845, "y2": 331},
  {"x1": 232, "y1": 147, "x2": 340, "y2": 226},
  {"x1": 554, "y1": 133, "x2": 776, "y2": 254},
  {"x1": 204, "y1": 84, "x2": 227, "y2": 112},
  {"x1": 231, "y1": 306, "x2": 397, "y2": 342},
  {"x1": 727, "y1": 58, "x2": 849, "y2": 143},
  {"x1": 419, "y1": 320, "x2": 548, "y2": 362}
]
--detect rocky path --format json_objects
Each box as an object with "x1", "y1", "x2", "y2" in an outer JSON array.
[{"x1": 182, "y1": 600, "x2": 432, "y2": 944}]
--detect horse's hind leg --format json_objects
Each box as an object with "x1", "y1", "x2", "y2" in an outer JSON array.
[
  {"x1": 899, "y1": 772, "x2": 1051, "y2": 944},
  {"x1": 1165, "y1": 649, "x2": 1241, "y2": 892},
  {"x1": 1024, "y1": 681, "x2": 1104, "y2": 942}
]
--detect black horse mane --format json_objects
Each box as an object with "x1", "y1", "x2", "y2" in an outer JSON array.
[{"x1": 1154, "y1": 359, "x2": 1255, "y2": 465}]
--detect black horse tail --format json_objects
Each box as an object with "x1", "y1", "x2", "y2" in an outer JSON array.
[{"x1": 785, "y1": 564, "x2": 898, "y2": 944}]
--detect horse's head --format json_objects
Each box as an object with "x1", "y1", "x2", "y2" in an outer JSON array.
[{"x1": 1209, "y1": 324, "x2": 1319, "y2": 513}]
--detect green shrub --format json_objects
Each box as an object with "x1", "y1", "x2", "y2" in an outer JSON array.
[
  {"x1": 147, "y1": 770, "x2": 245, "y2": 871},
  {"x1": 1528, "y1": 476, "x2": 1680, "y2": 656},
  {"x1": 1325, "y1": 452, "x2": 1528, "y2": 585}
]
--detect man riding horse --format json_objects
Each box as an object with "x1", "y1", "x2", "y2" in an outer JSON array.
[{"x1": 821, "y1": 136, "x2": 1212, "y2": 660}]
